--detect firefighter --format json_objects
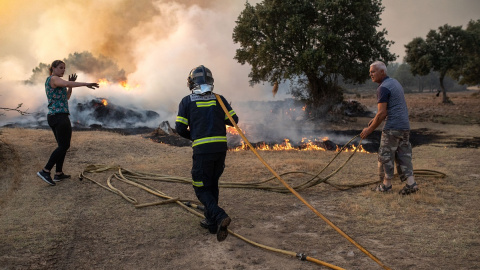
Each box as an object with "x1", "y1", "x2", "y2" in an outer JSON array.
[{"x1": 175, "y1": 65, "x2": 239, "y2": 242}]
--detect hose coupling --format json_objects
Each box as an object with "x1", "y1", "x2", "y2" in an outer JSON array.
[{"x1": 296, "y1": 252, "x2": 307, "y2": 261}]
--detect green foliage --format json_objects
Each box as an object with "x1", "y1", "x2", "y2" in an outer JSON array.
[
  {"x1": 233, "y1": 0, "x2": 395, "y2": 113},
  {"x1": 393, "y1": 63, "x2": 415, "y2": 92},
  {"x1": 451, "y1": 19, "x2": 480, "y2": 85},
  {"x1": 404, "y1": 23, "x2": 473, "y2": 103},
  {"x1": 404, "y1": 37, "x2": 431, "y2": 76},
  {"x1": 404, "y1": 24, "x2": 468, "y2": 78}
]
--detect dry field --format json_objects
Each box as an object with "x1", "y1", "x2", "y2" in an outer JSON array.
[{"x1": 1, "y1": 90, "x2": 479, "y2": 270}]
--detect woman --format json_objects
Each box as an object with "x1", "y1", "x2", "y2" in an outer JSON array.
[{"x1": 37, "y1": 60, "x2": 99, "y2": 186}]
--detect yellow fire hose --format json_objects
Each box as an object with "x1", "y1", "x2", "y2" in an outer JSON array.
[
  {"x1": 80, "y1": 163, "x2": 444, "y2": 269},
  {"x1": 80, "y1": 164, "x2": 346, "y2": 270},
  {"x1": 215, "y1": 94, "x2": 392, "y2": 270},
  {"x1": 79, "y1": 95, "x2": 446, "y2": 269}
]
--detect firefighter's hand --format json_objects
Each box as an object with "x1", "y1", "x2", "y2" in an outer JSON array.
[{"x1": 69, "y1": 73, "x2": 77, "y2": 81}]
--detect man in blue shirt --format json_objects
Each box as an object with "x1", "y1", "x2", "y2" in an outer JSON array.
[{"x1": 360, "y1": 61, "x2": 418, "y2": 195}]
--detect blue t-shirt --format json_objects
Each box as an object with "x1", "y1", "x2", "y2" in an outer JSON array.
[
  {"x1": 45, "y1": 76, "x2": 69, "y2": 115},
  {"x1": 377, "y1": 76, "x2": 410, "y2": 130}
]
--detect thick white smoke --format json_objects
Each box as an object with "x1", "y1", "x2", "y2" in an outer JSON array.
[{"x1": 0, "y1": 0, "x2": 292, "y2": 130}]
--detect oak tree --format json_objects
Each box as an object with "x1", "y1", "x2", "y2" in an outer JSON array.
[
  {"x1": 404, "y1": 24, "x2": 469, "y2": 103},
  {"x1": 233, "y1": 0, "x2": 396, "y2": 115}
]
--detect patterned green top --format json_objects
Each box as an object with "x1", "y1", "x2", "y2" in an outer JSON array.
[{"x1": 45, "y1": 76, "x2": 69, "y2": 115}]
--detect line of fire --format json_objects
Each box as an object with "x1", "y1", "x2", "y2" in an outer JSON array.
[
  {"x1": 145, "y1": 97, "x2": 375, "y2": 153},
  {"x1": 225, "y1": 126, "x2": 369, "y2": 153}
]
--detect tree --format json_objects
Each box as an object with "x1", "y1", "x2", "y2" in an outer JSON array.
[
  {"x1": 404, "y1": 24, "x2": 469, "y2": 104},
  {"x1": 451, "y1": 19, "x2": 480, "y2": 86},
  {"x1": 232, "y1": 0, "x2": 396, "y2": 116},
  {"x1": 392, "y1": 63, "x2": 416, "y2": 92}
]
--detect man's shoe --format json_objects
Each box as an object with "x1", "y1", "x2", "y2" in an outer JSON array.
[
  {"x1": 54, "y1": 173, "x2": 71, "y2": 182},
  {"x1": 37, "y1": 170, "x2": 55, "y2": 186},
  {"x1": 200, "y1": 219, "x2": 217, "y2": 234},
  {"x1": 216, "y1": 217, "x2": 231, "y2": 242},
  {"x1": 371, "y1": 183, "x2": 392, "y2": 192},
  {"x1": 399, "y1": 182, "x2": 419, "y2": 195}
]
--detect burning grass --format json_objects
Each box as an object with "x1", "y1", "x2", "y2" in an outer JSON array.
[
  {"x1": 229, "y1": 138, "x2": 369, "y2": 153},
  {"x1": 226, "y1": 125, "x2": 370, "y2": 153}
]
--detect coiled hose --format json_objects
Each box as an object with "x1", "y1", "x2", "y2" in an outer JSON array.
[{"x1": 78, "y1": 94, "x2": 446, "y2": 269}]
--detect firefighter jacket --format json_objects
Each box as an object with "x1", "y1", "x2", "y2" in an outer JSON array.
[{"x1": 175, "y1": 92, "x2": 239, "y2": 154}]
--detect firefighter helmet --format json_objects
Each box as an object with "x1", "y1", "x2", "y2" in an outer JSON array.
[{"x1": 187, "y1": 65, "x2": 214, "y2": 95}]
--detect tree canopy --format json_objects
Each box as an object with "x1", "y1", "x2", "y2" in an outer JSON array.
[
  {"x1": 451, "y1": 19, "x2": 480, "y2": 86},
  {"x1": 232, "y1": 0, "x2": 396, "y2": 115},
  {"x1": 404, "y1": 22, "x2": 477, "y2": 103}
]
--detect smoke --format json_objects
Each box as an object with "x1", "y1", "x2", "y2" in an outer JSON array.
[
  {"x1": 0, "y1": 0, "x2": 343, "y2": 146},
  {"x1": 1, "y1": 0, "x2": 291, "y2": 128},
  {"x1": 26, "y1": 52, "x2": 127, "y2": 85},
  {"x1": 0, "y1": 0, "x2": 361, "y2": 145}
]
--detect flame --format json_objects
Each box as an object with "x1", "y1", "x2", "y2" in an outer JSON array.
[
  {"x1": 97, "y1": 78, "x2": 139, "y2": 91},
  {"x1": 98, "y1": 78, "x2": 110, "y2": 86},
  {"x1": 299, "y1": 137, "x2": 327, "y2": 151},
  {"x1": 226, "y1": 125, "x2": 245, "y2": 135},
  {"x1": 119, "y1": 80, "x2": 139, "y2": 91},
  {"x1": 226, "y1": 126, "x2": 238, "y2": 135},
  {"x1": 229, "y1": 136, "x2": 369, "y2": 153},
  {"x1": 335, "y1": 144, "x2": 368, "y2": 153},
  {"x1": 101, "y1": 99, "x2": 108, "y2": 106}
]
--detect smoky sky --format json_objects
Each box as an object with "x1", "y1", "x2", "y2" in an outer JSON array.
[{"x1": 0, "y1": 0, "x2": 478, "y2": 125}]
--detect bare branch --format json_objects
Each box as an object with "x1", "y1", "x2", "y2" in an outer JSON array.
[{"x1": 0, "y1": 103, "x2": 30, "y2": 116}]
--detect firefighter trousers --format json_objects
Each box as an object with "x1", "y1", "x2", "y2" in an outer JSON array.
[{"x1": 192, "y1": 152, "x2": 229, "y2": 226}]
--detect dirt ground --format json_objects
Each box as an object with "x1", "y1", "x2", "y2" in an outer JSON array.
[{"x1": 1, "y1": 90, "x2": 479, "y2": 270}]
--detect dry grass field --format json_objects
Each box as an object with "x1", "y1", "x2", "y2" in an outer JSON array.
[{"x1": 1, "y1": 90, "x2": 479, "y2": 270}]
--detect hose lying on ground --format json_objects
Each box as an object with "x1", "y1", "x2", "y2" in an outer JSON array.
[
  {"x1": 79, "y1": 162, "x2": 444, "y2": 270},
  {"x1": 78, "y1": 93, "x2": 446, "y2": 269},
  {"x1": 80, "y1": 164, "x2": 347, "y2": 270},
  {"x1": 80, "y1": 156, "x2": 445, "y2": 270}
]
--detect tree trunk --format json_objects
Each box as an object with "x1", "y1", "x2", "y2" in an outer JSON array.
[
  {"x1": 306, "y1": 75, "x2": 343, "y2": 117},
  {"x1": 439, "y1": 72, "x2": 452, "y2": 104}
]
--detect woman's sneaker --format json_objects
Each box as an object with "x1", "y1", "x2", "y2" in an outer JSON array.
[
  {"x1": 37, "y1": 170, "x2": 55, "y2": 186},
  {"x1": 54, "y1": 173, "x2": 71, "y2": 182}
]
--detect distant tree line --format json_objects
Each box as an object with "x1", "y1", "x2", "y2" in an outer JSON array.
[{"x1": 340, "y1": 62, "x2": 467, "y2": 94}]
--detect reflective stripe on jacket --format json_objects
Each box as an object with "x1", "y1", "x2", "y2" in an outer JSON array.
[
  {"x1": 175, "y1": 92, "x2": 239, "y2": 154},
  {"x1": 192, "y1": 136, "x2": 227, "y2": 147}
]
